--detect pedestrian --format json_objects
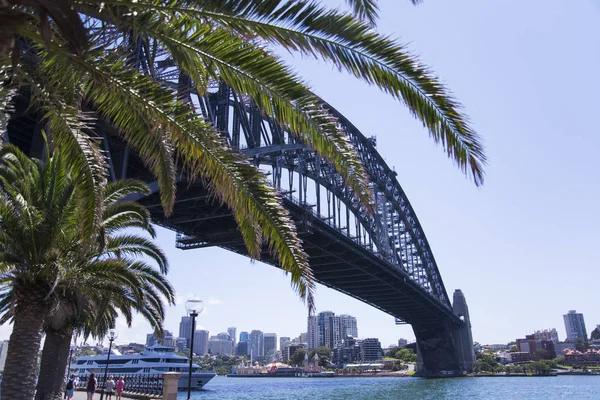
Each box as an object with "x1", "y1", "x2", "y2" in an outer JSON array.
[
  {"x1": 86, "y1": 373, "x2": 97, "y2": 400},
  {"x1": 115, "y1": 376, "x2": 125, "y2": 400},
  {"x1": 105, "y1": 376, "x2": 115, "y2": 399},
  {"x1": 65, "y1": 374, "x2": 77, "y2": 400}
]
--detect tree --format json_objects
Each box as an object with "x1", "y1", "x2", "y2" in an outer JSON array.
[
  {"x1": 591, "y1": 328, "x2": 600, "y2": 340},
  {"x1": 395, "y1": 348, "x2": 417, "y2": 363},
  {"x1": 575, "y1": 338, "x2": 586, "y2": 352},
  {"x1": 0, "y1": 146, "x2": 173, "y2": 398},
  {"x1": 308, "y1": 347, "x2": 332, "y2": 367},
  {"x1": 289, "y1": 349, "x2": 307, "y2": 367},
  {"x1": 33, "y1": 179, "x2": 174, "y2": 400}
]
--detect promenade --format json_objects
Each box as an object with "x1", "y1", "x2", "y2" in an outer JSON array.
[{"x1": 72, "y1": 391, "x2": 136, "y2": 400}]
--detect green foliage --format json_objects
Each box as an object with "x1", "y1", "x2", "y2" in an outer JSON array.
[
  {"x1": 193, "y1": 354, "x2": 248, "y2": 375},
  {"x1": 576, "y1": 338, "x2": 586, "y2": 352},
  {"x1": 394, "y1": 348, "x2": 417, "y2": 363},
  {"x1": 289, "y1": 349, "x2": 307, "y2": 367},
  {"x1": 473, "y1": 352, "x2": 501, "y2": 373},
  {"x1": 308, "y1": 346, "x2": 332, "y2": 367}
]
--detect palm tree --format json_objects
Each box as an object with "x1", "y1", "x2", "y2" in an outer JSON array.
[
  {"x1": 33, "y1": 181, "x2": 174, "y2": 400},
  {"x1": 0, "y1": 145, "x2": 173, "y2": 399},
  {"x1": 1, "y1": 0, "x2": 486, "y2": 309}
]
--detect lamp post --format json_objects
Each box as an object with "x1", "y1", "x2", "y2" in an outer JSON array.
[
  {"x1": 99, "y1": 329, "x2": 118, "y2": 400},
  {"x1": 185, "y1": 298, "x2": 204, "y2": 400}
]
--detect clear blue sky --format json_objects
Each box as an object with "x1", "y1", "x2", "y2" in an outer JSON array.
[{"x1": 4, "y1": 0, "x2": 599, "y2": 348}]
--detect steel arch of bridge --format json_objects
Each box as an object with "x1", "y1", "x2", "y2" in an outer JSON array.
[{"x1": 181, "y1": 82, "x2": 451, "y2": 310}]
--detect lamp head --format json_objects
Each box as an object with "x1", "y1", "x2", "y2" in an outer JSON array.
[
  {"x1": 185, "y1": 298, "x2": 204, "y2": 317},
  {"x1": 108, "y1": 329, "x2": 118, "y2": 341}
]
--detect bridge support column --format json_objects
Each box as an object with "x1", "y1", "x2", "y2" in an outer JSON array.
[{"x1": 413, "y1": 289, "x2": 474, "y2": 377}]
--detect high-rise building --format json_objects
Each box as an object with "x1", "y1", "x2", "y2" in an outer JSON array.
[
  {"x1": 249, "y1": 330, "x2": 264, "y2": 358},
  {"x1": 398, "y1": 338, "x2": 408, "y2": 347},
  {"x1": 534, "y1": 329, "x2": 559, "y2": 344},
  {"x1": 264, "y1": 333, "x2": 277, "y2": 359},
  {"x1": 339, "y1": 315, "x2": 358, "y2": 338},
  {"x1": 146, "y1": 333, "x2": 158, "y2": 347},
  {"x1": 236, "y1": 341, "x2": 248, "y2": 356},
  {"x1": 179, "y1": 316, "x2": 193, "y2": 345},
  {"x1": 193, "y1": 330, "x2": 209, "y2": 355},
  {"x1": 316, "y1": 311, "x2": 342, "y2": 349},
  {"x1": 360, "y1": 338, "x2": 383, "y2": 361},
  {"x1": 307, "y1": 316, "x2": 318, "y2": 349},
  {"x1": 208, "y1": 337, "x2": 233, "y2": 355},
  {"x1": 228, "y1": 327, "x2": 237, "y2": 347},
  {"x1": 239, "y1": 331, "x2": 249, "y2": 343},
  {"x1": 563, "y1": 310, "x2": 587, "y2": 342},
  {"x1": 0, "y1": 341, "x2": 9, "y2": 371},
  {"x1": 217, "y1": 332, "x2": 231, "y2": 341},
  {"x1": 176, "y1": 337, "x2": 187, "y2": 352}
]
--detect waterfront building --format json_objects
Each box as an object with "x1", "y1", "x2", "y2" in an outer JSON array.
[
  {"x1": 208, "y1": 337, "x2": 234, "y2": 355},
  {"x1": 332, "y1": 336, "x2": 361, "y2": 366},
  {"x1": 308, "y1": 311, "x2": 343, "y2": 350},
  {"x1": 179, "y1": 316, "x2": 193, "y2": 345},
  {"x1": 217, "y1": 332, "x2": 231, "y2": 341},
  {"x1": 563, "y1": 310, "x2": 588, "y2": 342},
  {"x1": 239, "y1": 331, "x2": 249, "y2": 343},
  {"x1": 509, "y1": 352, "x2": 531, "y2": 363},
  {"x1": 534, "y1": 328, "x2": 559, "y2": 344},
  {"x1": 555, "y1": 342, "x2": 577, "y2": 355},
  {"x1": 339, "y1": 315, "x2": 358, "y2": 338},
  {"x1": 236, "y1": 341, "x2": 248, "y2": 356},
  {"x1": 360, "y1": 338, "x2": 383, "y2": 361},
  {"x1": 264, "y1": 333, "x2": 277, "y2": 360},
  {"x1": 397, "y1": 338, "x2": 408, "y2": 347},
  {"x1": 0, "y1": 340, "x2": 8, "y2": 371},
  {"x1": 146, "y1": 330, "x2": 173, "y2": 347},
  {"x1": 163, "y1": 331, "x2": 174, "y2": 347},
  {"x1": 249, "y1": 330, "x2": 264, "y2": 358},
  {"x1": 193, "y1": 330, "x2": 209, "y2": 355},
  {"x1": 228, "y1": 327, "x2": 237, "y2": 347},
  {"x1": 516, "y1": 335, "x2": 556, "y2": 359}
]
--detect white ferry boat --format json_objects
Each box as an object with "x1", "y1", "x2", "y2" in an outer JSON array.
[{"x1": 73, "y1": 345, "x2": 215, "y2": 390}]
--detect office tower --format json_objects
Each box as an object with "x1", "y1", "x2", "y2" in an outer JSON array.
[
  {"x1": 176, "y1": 337, "x2": 187, "y2": 352},
  {"x1": 228, "y1": 327, "x2": 237, "y2": 347},
  {"x1": 563, "y1": 310, "x2": 588, "y2": 342},
  {"x1": 146, "y1": 333, "x2": 158, "y2": 347},
  {"x1": 339, "y1": 314, "x2": 358, "y2": 338},
  {"x1": 307, "y1": 316, "x2": 318, "y2": 350},
  {"x1": 217, "y1": 332, "x2": 231, "y2": 341},
  {"x1": 208, "y1": 337, "x2": 234, "y2": 355},
  {"x1": 317, "y1": 311, "x2": 342, "y2": 349},
  {"x1": 236, "y1": 341, "x2": 248, "y2": 356},
  {"x1": 249, "y1": 330, "x2": 264, "y2": 358},
  {"x1": 398, "y1": 338, "x2": 408, "y2": 347},
  {"x1": 193, "y1": 329, "x2": 209, "y2": 355},
  {"x1": 264, "y1": 333, "x2": 277, "y2": 359},
  {"x1": 179, "y1": 316, "x2": 193, "y2": 345},
  {"x1": 239, "y1": 331, "x2": 249, "y2": 343}
]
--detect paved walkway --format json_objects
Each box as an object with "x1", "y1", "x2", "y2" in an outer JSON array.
[{"x1": 72, "y1": 391, "x2": 136, "y2": 400}]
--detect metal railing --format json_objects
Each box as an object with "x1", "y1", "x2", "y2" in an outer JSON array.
[{"x1": 78, "y1": 373, "x2": 163, "y2": 396}]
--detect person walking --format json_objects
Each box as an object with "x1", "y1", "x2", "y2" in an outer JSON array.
[
  {"x1": 65, "y1": 374, "x2": 77, "y2": 400},
  {"x1": 115, "y1": 376, "x2": 125, "y2": 400},
  {"x1": 86, "y1": 373, "x2": 97, "y2": 400},
  {"x1": 105, "y1": 376, "x2": 115, "y2": 399}
]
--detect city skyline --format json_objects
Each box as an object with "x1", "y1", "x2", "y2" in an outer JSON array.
[{"x1": 0, "y1": 1, "x2": 598, "y2": 350}]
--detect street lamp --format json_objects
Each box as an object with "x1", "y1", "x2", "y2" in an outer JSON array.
[
  {"x1": 99, "y1": 329, "x2": 118, "y2": 400},
  {"x1": 185, "y1": 298, "x2": 204, "y2": 400}
]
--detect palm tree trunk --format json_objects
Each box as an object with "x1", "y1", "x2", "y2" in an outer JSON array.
[
  {"x1": 35, "y1": 329, "x2": 72, "y2": 400},
  {"x1": 1, "y1": 300, "x2": 50, "y2": 399}
]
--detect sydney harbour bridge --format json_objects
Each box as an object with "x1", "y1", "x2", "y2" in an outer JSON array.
[{"x1": 6, "y1": 60, "x2": 474, "y2": 377}]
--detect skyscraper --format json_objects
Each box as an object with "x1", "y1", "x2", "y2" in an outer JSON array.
[
  {"x1": 307, "y1": 316, "x2": 318, "y2": 350},
  {"x1": 146, "y1": 333, "x2": 158, "y2": 347},
  {"x1": 179, "y1": 316, "x2": 193, "y2": 345},
  {"x1": 193, "y1": 330, "x2": 209, "y2": 355},
  {"x1": 564, "y1": 310, "x2": 587, "y2": 342},
  {"x1": 317, "y1": 311, "x2": 342, "y2": 349},
  {"x1": 339, "y1": 314, "x2": 358, "y2": 338},
  {"x1": 249, "y1": 330, "x2": 264, "y2": 358},
  {"x1": 239, "y1": 331, "x2": 249, "y2": 343},
  {"x1": 264, "y1": 333, "x2": 277, "y2": 359},
  {"x1": 228, "y1": 327, "x2": 237, "y2": 347}
]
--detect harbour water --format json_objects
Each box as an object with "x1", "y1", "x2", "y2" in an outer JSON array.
[{"x1": 182, "y1": 375, "x2": 600, "y2": 399}]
